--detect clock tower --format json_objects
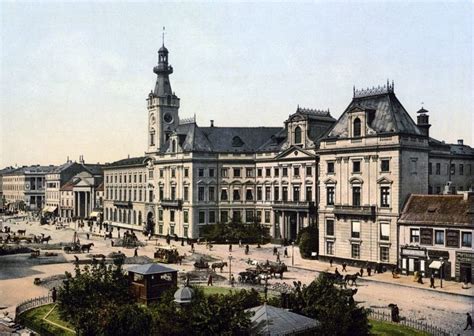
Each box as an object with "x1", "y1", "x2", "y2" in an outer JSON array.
[{"x1": 146, "y1": 41, "x2": 180, "y2": 153}]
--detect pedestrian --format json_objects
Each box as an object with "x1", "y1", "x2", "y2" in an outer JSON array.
[
  {"x1": 230, "y1": 274, "x2": 235, "y2": 287},
  {"x1": 430, "y1": 273, "x2": 435, "y2": 288},
  {"x1": 335, "y1": 267, "x2": 341, "y2": 277},
  {"x1": 464, "y1": 312, "x2": 472, "y2": 330},
  {"x1": 329, "y1": 258, "x2": 333, "y2": 267},
  {"x1": 284, "y1": 247, "x2": 288, "y2": 258},
  {"x1": 148, "y1": 232, "x2": 152, "y2": 241},
  {"x1": 342, "y1": 262, "x2": 347, "y2": 272},
  {"x1": 367, "y1": 265, "x2": 372, "y2": 276},
  {"x1": 417, "y1": 272, "x2": 424, "y2": 284},
  {"x1": 273, "y1": 247, "x2": 277, "y2": 255},
  {"x1": 360, "y1": 267, "x2": 364, "y2": 277},
  {"x1": 239, "y1": 239, "x2": 242, "y2": 248},
  {"x1": 245, "y1": 245, "x2": 249, "y2": 255},
  {"x1": 86, "y1": 233, "x2": 90, "y2": 240},
  {"x1": 134, "y1": 247, "x2": 138, "y2": 257},
  {"x1": 276, "y1": 251, "x2": 281, "y2": 262},
  {"x1": 229, "y1": 244, "x2": 232, "y2": 252},
  {"x1": 191, "y1": 242, "x2": 195, "y2": 253},
  {"x1": 111, "y1": 240, "x2": 114, "y2": 247},
  {"x1": 207, "y1": 274, "x2": 213, "y2": 286},
  {"x1": 51, "y1": 287, "x2": 57, "y2": 303}
]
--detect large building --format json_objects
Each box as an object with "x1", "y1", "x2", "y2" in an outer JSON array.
[
  {"x1": 0, "y1": 166, "x2": 18, "y2": 212},
  {"x1": 3, "y1": 165, "x2": 57, "y2": 211},
  {"x1": 104, "y1": 43, "x2": 473, "y2": 267}
]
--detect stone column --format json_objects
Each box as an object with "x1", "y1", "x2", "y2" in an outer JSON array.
[{"x1": 296, "y1": 212, "x2": 300, "y2": 236}]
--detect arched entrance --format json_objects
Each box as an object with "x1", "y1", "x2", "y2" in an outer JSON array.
[{"x1": 146, "y1": 212, "x2": 155, "y2": 235}]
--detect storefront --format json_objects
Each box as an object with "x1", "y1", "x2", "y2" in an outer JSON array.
[
  {"x1": 400, "y1": 246, "x2": 428, "y2": 276},
  {"x1": 456, "y1": 251, "x2": 473, "y2": 283}
]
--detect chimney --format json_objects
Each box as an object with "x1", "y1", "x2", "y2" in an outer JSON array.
[
  {"x1": 416, "y1": 107, "x2": 431, "y2": 137},
  {"x1": 210, "y1": 120, "x2": 214, "y2": 127},
  {"x1": 457, "y1": 139, "x2": 464, "y2": 146}
]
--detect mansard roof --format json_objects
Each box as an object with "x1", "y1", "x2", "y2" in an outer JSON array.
[
  {"x1": 325, "y1": 86, "x2": 422, "y2": 139},
  {"x1": 291, "y1": 106, "x2": 336, "y2": 123},
  {"x1": 105, "y1": 156, "x2": 149, "y2": 169}
]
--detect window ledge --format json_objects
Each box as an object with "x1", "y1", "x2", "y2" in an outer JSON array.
[
  {"x1": 349, "y1": 238, "x2": 362, "y2": 243},
  {"x1": 325, "y1": 236, "x2": 336, "y2": 241}
]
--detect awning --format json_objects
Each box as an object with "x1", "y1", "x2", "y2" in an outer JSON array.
[
  {"x1": 429, "y1": 261, "x2": 442, "y2": 269},
  {"x1": 89, "y1": 211, "x2": 101, "y2": 218},
  {"x1": 42, "y1": 206, "x2": 57, "y2": 213}
]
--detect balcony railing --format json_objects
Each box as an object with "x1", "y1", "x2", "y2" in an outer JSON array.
[
  {"x1": 272, "y1": 201, "x2": 315, "y2": 211},
  {"x1": 160, "y1": 199, "x2": 183, "y2": 208},
  {"x1": 113, "y1": 200, "x2": 132, "y2": 208},
  {"x1": 333, "y1": 205, "x2": 376, "y2": 217}
]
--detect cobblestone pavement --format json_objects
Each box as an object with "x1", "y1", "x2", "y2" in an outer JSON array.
[{"x1": 1, "y1": 217, "x2": 472, "y2": 334}]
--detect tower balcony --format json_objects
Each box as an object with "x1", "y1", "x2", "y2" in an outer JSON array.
[{"x1": 333, "y1": 205, "x2": 376, "y2": 218}]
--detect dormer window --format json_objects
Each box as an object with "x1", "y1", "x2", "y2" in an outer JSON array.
[
  {"x1": 294, "y1": 126, "x2": 302, "y2": 144},
  {"x1": 232, "y1": 136, "x2": 244, "y2": 147},
  {"x1": 353, "y1": 118, "x2": 361, "y2": 137}
]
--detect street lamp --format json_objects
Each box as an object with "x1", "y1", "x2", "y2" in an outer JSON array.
[
  {"x1": 292, "y1": 242, "x2": 295, "y2": 266},
  {"x1": 439, "y1": 257, "x2": 444, "y2": 288},
  {"x1": 228, "y1": 254, "x2": 233, "y2": 284}
]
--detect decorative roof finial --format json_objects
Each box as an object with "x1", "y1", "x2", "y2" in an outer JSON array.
[
  {"x1": 353, "y1": 85, "x2": 355, "y2": 97},
  {"x1": 162, "y1": 26, "x2": 165, "y2": 47}
]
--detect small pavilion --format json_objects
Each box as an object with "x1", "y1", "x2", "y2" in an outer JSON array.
[
  {"x1": 127, "y1": 263, "x2": 178, "y2": 305},
  {"x1": 246, "y1": 303, "x2": 320, "y2": 335}
]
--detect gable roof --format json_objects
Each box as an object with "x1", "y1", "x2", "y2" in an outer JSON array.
[
  {"x1": 127, "y1": 263, "x2": 177, "y2": 275},
  {"x1": 246, "y1": 304, "x2": 320, "y2": 336},
  {"x1": 399, "y1": 194, "x2": 473, "y2": 227},
  {"x1": 325, "y1": 89, "x2": 422, "y2": 139}
]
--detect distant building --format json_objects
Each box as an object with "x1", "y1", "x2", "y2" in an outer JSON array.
[
  {"x1": 398, "y1": 192, "x2": 473, "y2": 282},
  {"x1": 0, "y1": 166, "x2": 18, "y2": 212},
  {"x1": 3, "y1": 165, "x2": 56, "y2": 211}
]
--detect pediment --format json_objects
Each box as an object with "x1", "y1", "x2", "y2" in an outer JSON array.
[
  {"x1": 377, "y1": 177, "x2": 393, "y2": 184},
  {"x1": 324, "y1": 178, "x2": 337, "y2": 185},
  {"x1": 348, "y1": 105, "x2": 366, "y2": 114},
  {"x1": 349, "y1": 177, "x2": 364, "y2": 184},
  {"x1": 274, "y1": 146, "x2": 315, "y2": 160}
]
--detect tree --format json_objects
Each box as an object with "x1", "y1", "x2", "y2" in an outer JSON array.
[
  {"x1": 104, "y1": 304, "x2": 152, "y2": 336},
  {"x1": 297, "y1": 225, "x2": 318, "y2": 258},
  {"x1": 288, "y1": 274, "x2": 370, "y2": 336}
]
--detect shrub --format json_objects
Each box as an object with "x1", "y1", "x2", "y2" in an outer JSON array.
[{"x1": 296, "y1": 225, "x2": 318, "y2": 258}]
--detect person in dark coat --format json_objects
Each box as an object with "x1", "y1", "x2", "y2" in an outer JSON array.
[
  {"x1": 329, "y1": 258, "x2": 333, "y2": 267},
  {"x1": 284, "y1": 248, "x2": 288, "y2": 258},
  {"x1": 367, "y1": 266, "x2": 372, "y2": 276},
  {"x1": 359, "y1": 267, "x2": 364, "y2": 277},
  {"x1": 134, "y1": 247, "x2": 138, "y2": 257},
  {"x1": 464, "y1": 312, "x2": 472, "y2": 330},
  {"x1": 342, "y1": 262, "x2": 347, "y2": 272},
  {"x1": 273, "y1": 247, "x2": 277, "y2": 255},
  {"x1": 430, "y1": 273, "x2": 435, "y2": 288},
  {"x1": 245, "y1": 245, "x2": 249, "y2": 255},
  {"x1": 207, "y1": 274, "x2": 213, "y2": 286},
  {"x1": 51, "y1": 287, "x2": 57, "y2": 302},
  {"x1": 229, "y1": 244, "x2": 232, "y2": 252}
]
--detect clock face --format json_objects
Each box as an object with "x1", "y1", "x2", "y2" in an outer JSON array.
[{"x1": 163, "y1": 113, "x2": 173, "y2": 124}]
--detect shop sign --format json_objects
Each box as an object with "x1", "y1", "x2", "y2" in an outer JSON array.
[
  {"x1": 401, "y1": 248, "x2": 426, "y2": 257},
  {"x1": 427, "y1": 250, "x2": 449, "y2": 260}
]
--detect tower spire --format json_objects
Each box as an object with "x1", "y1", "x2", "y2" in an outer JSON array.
[{"x1": 162, "y1": 26, "x2": 165, "y2": 47}]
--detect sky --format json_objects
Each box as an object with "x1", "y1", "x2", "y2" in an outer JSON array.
[{"x1": 1, "y1": 1, "x2": 472, "y2": 167}]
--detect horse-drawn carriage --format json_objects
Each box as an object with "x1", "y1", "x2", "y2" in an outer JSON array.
[
  {"x1": 193, "y1": 257, "x2": 209, "y2": 269},
  {"x1": 154, "y1": 247, "x2": 182, "y2": 264}
]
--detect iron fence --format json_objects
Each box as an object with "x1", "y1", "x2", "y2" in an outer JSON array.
[
  {"x1": 369, "y1": 309, "x2": 451, "y2": 336},
  {"x1": 15, "y1": 294, "x2": 53, "y2": 320}
]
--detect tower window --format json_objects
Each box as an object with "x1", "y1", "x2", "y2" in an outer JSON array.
[
  {"x1": 294, "y1": 126, "x2": 302, "y2": 144},
  {"x1": 167, "y1": 95, "x2": 171, "y2": 105},
  {"x1": 150, "y1": 131, "x2": 155, "y2": 146},
  {"x1": 353, "y1": 118, "x2": 361, "y2": 137}
]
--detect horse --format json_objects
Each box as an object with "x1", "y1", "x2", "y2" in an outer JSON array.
[
  {"x1": 345, "y1": 273, "x2": 359, "y2": 287},
  {"x1": 81, "y1": 243, "x2": 94, "y2": 253},
  {"x1": 269, "y1": 263, "x2": 288, "y2": 279},
  {"x1": 211, "y1": 261, "x2": 228, "y2": 273},
  {"x1": 17, "y1": 229, "x2": 26, "y2": 236},
  {"x1": 41, "y1": 235, "x2": 51, "y2": 244}
]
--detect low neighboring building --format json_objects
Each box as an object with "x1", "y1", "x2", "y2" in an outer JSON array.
[{"x1": 398, "y1": 192, "x2": 473, "y2": 282}]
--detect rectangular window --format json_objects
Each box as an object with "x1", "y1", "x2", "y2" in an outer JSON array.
[
  {"x1": 171, "y1": 186, "x2": 176, "y2": 200},
  {"x1": 293, "y1": 167, "x2": 300, "y2": 177},
  {"x1": 428, "y1": 185, "x2": 433, "y2": 194},
  {"x1": 265, "y1": 168, "x2": 271, "y2": 177},
  {"x1": 351, "y1": 221, "x2": 360, "y2": 238},
  {"x1": 428, "y1": 163, "x2": 432, "y2": 175},
  {"x1": 435, "y1": 230, "x2": 444, "y2": 245},
  {"x1": 246, "y1": 168, "x2": 254, "y2": 177},
  {"x1": 256, "y1": 210, "x2": 262, "y2": 223},
  {"x1": 199, "y1": 211, "x2": 206, "y2": 224},
  {"x1": 159, "y1": 186, "x2": 164, "y2": 200},
  {"x1": 274, "y1": 168, "x2": 279, "y2": 177},
  {"x1": 170, "y1": 210, "x2": 175, "y2": 222},
  {"x1": 159, "y1": 225, "x2": 163, "y2": 234},
  {"x1": 257, "y1": 168, "x2": 263, "y2": 177},
  {"x1": 257, "y1": 187, "x2": 263, "y2": 201},
  {"x1": 209, "y1": 168, "x2": 215, "y2": 177},
  {"x1": 274, "y1": 187, "x2": 279, "y2": 201},
  {"x1": 351, "y1": 244, "x2": 360, "y2": 259},
  {"x1": 380, "y1": 187, "x2": 390, "y2": 207},
  {"x1": 220, "y1": 211, "x2": 228, "y2": 223},
  {"x1": 326, "y1": 241, "x2": 334, "y2": 255},
  {"x1": 353, "y1": 161, "x2": 361, "y2": 173},
  {"x1": 149, "y1": 170, "x2": 154, "y2": 179},
  {"x1": 221, "y1": 168, "x2": 228, "y2": 177},
  {"x1": 184, "y1": 227, "x2": 188, "y2": 238},
  {"x1": 232, "y1": 211, "x2": 241, "y2": 222},
  {"x1": 410, "y1": 229, "x2": 420, "y2": 243},
  {"x1": 209, "y1": 211, "x2": 216, "y2": 223},
  {"x1": 184, "y1": 186, "x2": 189, "y2": 201},
  {"x1": 380, "y1": 223, "x2": 390, "y2": 241},
  {"x1": 293, "y1": 186, "x2": 300, "y2": 201},
  {"x1": 381, "y1": 159, "x2": 390, "y2": 172},
  {"x1": 264, "y1": 210, "x2": 271, "y2": 223},
  {"x1": 461, "y1": 232, "x2": 472, "y2": 247},
  {"x1": 159, "y1": 169, "x2": 164, "y2": 178},
  {"x1": 450, "y1": 163, "x2": 455, "y2": 175},
  {"x1": 139, "y1": 175, "x2": 142, "y2": 183},
  {"x1": 327, "y1": 162, "x2": 335, "y2": 174},
  {"x1": 233, "y1": 168, "x2": 241, "y2": 178},
  {"x1": 246, "y1": 210, "x2": 254, "y2": 223},
  {"x1": 184, "y1": 168, "x2": 189, "y2": 178},
  {"x1": 326, "y1": 219, "x2": 334, "y2": 236},
  {"x1": 233, "y1": 189, "x2": 241, "y2": 201},
  {"x1": 139, "y1": 189, "x2": 142, "y2": 201},
  {"x1": 410, "y1": 159, "x2": 418, "y2": 174},
  {"x1": 265, "y1": 187, "x2": 271, "y2": 201},
  {"x1": 221, "y1": 189, "x2": 228, "y2": 201},
  {"x1": 209, "y1": 186, "x2": 215, "y2": 201},
  {"x1": 435, "y1": 163, "x2": 440, "y2": 175},
  {"x1": 183, "y1": 210, "x2": 189, "y2": 224},
  {"x1": 198, "y1": 168, "x2": 204, "y2": 177},
  {"x1": 198, "y1": 187, "x2": 205, "y2": 201},
  {"x1": 149, "y1": 190, "x2": 153, "y2": 202},
  {"x1": 282, "y1": 187, "x2": 288, "y2": 201},
  {"x1": 282, "y1": 167, "x2": 288, "y2": 177},
  {"x1": 352, "y1": 186, "x2": 361, "y2": 206},
  {"x1": 326, "y1": 187, "x2": 335, "y2": 205},
  {"x1": 306, "y1": 166, "x2": 312, "y2": 176},
  {"x1": 306, "y1": 186, "x2": 312, "y2": 202},
  {"x1": 245, "y1": 189, "x2": 253, "y2": 201},
  {"x1": 158, "y1": 210, "x2": 163, "y2": 221},
  {"x1": 380, "y1": 246, "x2": 389, "y2": 262},
  {"x1": 459, "y1": 164, "x2": 464, "y2": 175}
]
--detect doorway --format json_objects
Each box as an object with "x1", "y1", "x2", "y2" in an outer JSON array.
[{"x1": 460, "y1": 263, "x2": 472, "y2": 283}]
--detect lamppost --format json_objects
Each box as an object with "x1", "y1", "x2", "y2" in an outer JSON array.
[
  {"x1": 228, "y1": 253, "x2": 233, "y2": 284},
  {"x1": 292, "y1": 242, "x2": 295, "y2": 266},
  {"x1": 439, "y1": 257, "x2": 444, "y2": 288}
]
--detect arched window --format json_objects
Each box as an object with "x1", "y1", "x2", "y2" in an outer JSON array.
[
  {"x1": 138, "y1": 211, "x2": 142, "y2": 226},
  {"x1": 294, "y1": 126, "x2": 302, "y2": 144},
  {"x1": 128, "y1": 211, "x2": 131, "y2": 224},
  {"x1": 353, "y1": 118, "x2": 361, "y2": 137},
  {"x1": 150, "y1": 129, "x2": 155, "y2": 146},
  {"x1": 133, "y1": 210, "x2": 137, "y2": 225}
]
